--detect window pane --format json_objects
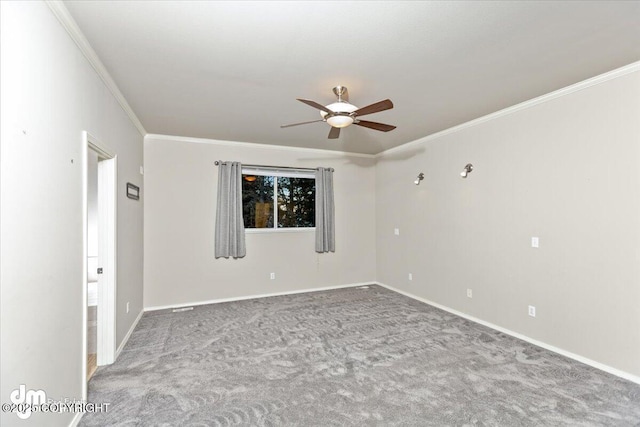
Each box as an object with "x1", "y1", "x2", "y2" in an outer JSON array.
[
  {"x1": 242, "y1": 175, "x2": 274, "y2": 228},
  {"x1": 277, "y1": 177, "x2": 315, "y2": 228}
]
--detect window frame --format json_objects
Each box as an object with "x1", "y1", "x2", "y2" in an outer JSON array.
[{"x1": 242, "y1": 167, "x2": 316, "y2": 233}]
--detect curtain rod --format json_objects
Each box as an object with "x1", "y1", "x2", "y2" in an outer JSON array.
[{"x1": 214, "y1": 161, "x2": 332, "y2": 172}]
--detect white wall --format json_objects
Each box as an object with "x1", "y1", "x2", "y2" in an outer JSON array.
[
  {"x1": 0, "y1": 2, "x2": 144, "y2": 426},
  {"x1": 143, "y1": 136, "x2": 376, "y2": 309},
  {"x1": 376, "y1": 66, "x2": 640, "y2": 378}
]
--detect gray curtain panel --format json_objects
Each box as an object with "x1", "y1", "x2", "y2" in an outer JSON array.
[
  {"x1": 315, "y1": 167, "x2": 335, "y2": 253},
  {"x1": 215, "y1": 161, "x2": 246, "y2": 258}
]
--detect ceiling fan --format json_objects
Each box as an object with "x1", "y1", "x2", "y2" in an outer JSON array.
[{"x1": 281, "y1": 86, "x2": 396, "y2": 139}]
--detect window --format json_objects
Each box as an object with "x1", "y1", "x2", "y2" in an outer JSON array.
[{"x1": 242, "y1": 167, "x2": 315, "y2": 230}]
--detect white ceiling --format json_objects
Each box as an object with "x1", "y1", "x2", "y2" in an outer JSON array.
[{"x1": 64, "y1": 1, "x2": 640, "y2": 155}]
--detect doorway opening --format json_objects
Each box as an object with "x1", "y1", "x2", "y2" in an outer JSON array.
[{"x1": 83, "y1": 132, "x2": 117, "y2": 398}]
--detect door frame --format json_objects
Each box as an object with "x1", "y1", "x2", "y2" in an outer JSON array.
[{"x1": 82, "y1": 131, "x2": 117, "y2": 399}]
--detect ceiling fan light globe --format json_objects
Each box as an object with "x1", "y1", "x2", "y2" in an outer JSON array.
[{"x1": 326, "y1": 115, "x2": 354, "y2": 128}]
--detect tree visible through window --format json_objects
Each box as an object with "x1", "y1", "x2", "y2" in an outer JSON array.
[{"x1": 242, "y1": 171, "x2": 315, "y2": 229}]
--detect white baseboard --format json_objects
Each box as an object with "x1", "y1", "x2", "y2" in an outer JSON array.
[
  {"x1": 375, "y1": 282, "x2": 640, "y2": 385},
  {"x1": 115, "y1": 309, "x2": 144, "y2": 359},
  {"x1": 144, "y1": 282, "x2": 374, "y2": 312},
  {"x1": 68, "y1": 411, "x2": 83, "y2": 427}
]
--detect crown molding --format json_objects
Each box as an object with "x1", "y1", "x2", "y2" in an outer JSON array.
[
  {"x1": 378, "y1": 61, "x2": 640, "y2": 158},
  {"x1": 45, "y1": 0, "x2": 147, "y2": 137},
  {"x1": 145, "y1": 133, "x2": 377, "y2": 159}
]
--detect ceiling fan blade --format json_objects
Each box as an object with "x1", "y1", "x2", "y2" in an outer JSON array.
[
  {"x1": 354, "y1": 120, "x2": 396, "y2": 132},
  {"x1": 297, "y1": 98, "x2": 332, "y2": 114},
  {"x1": 328, "y1": 126, "x2": 341, "y2": 139},
  {"x1": 280, "y1": 119, "x2": 324, "y2": 128},
  {"x1": 353, "y1": 99, "x2": 393, "y2": 117}
]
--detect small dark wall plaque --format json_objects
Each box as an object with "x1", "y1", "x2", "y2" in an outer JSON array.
[{"x1": 126, "y1": 183, "x2": 140, "y2": 200}]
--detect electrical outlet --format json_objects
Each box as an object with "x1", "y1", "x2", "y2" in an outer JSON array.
[
  {"x1": 126, "y1": 302, "x2": 130, "y2": 314},
  {"x1": 394, "y1": 228, "x2": 400, "y2": 236},
  {"x1": 467, "y1": 289, "x2": 473, "y2": 298},
  {"x1": 270, "y1": 272, "x2": 275, "y2": 280},
  {"x1": 531, "y1": 237, "x2": 539, "y2": 248},
  {"x1": 528, "y1": 305, "x2": 536, "y2": 317},
  {"x1": 408, "y1": 273, "x2": 413, "y2": 281}
]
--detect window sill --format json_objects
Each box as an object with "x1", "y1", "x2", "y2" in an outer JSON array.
[{"x1": 245, "y1": 227, "x2": 315, "y2": 234}]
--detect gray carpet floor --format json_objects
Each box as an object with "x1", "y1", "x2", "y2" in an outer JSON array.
[{"x1": 81, "y1": 285, "x2": 640, "y2": 426}]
